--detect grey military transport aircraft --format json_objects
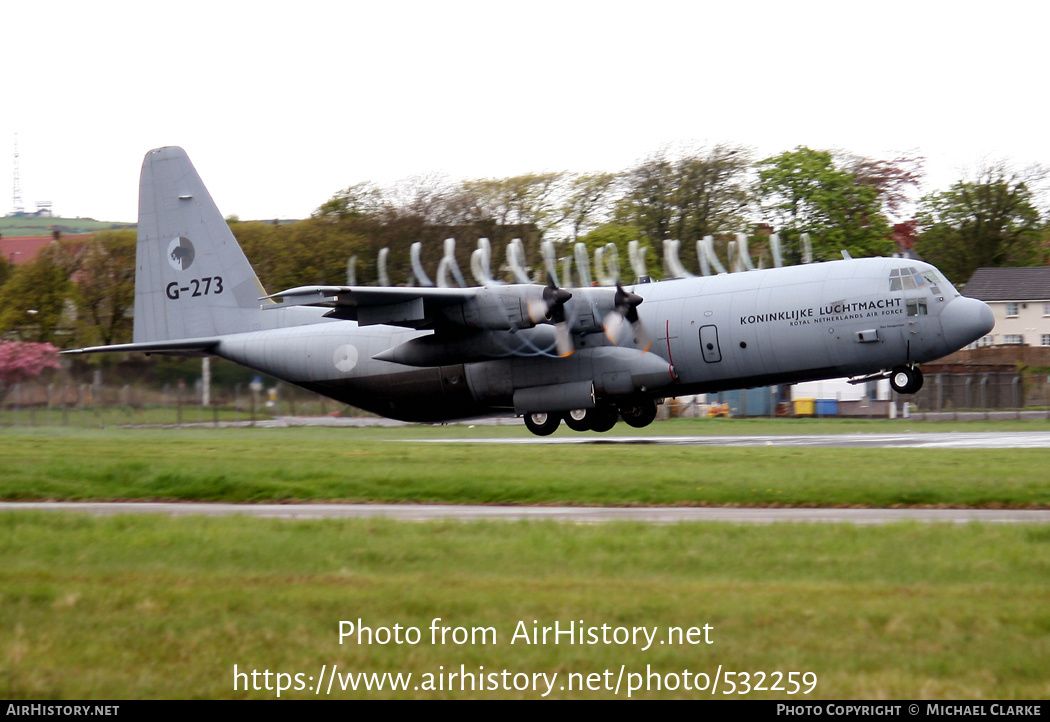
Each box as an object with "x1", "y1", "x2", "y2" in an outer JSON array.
[{"x1": 64, "y1": 147, "x2": 995, "y2": 435}]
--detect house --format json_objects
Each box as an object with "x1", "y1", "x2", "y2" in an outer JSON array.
[
  {"x1": 963, "y1": 267, "x2": 1050, "y2": 347},
  {"x1": 1, "y1": 234, "x2": 95, "y2": 266}
]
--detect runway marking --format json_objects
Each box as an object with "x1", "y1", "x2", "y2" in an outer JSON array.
[
  {"x1": 409, "y1": 432, "x2": 1050, "y2": 449},
  {"x1": 1, "y1": 502, "x2": 1047, "y2": 525}
]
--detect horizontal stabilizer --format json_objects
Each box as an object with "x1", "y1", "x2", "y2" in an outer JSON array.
[{"x1": 61, "y1": 337, "x2": 220, "y2": 357}]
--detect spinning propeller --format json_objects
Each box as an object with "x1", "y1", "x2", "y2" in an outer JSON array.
[
  {"x1": 527, "y1": 276, "x2": 575, "y2": 357},
  {"x1": 603, "y1": 283, "x2": 653, "y2": 352}
]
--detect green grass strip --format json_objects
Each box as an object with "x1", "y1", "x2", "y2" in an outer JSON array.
[
  {"x1": 1, "y1": 513, "x2": 1048, "y2": 699},
  {"x1": 1, "y1": 428, "x2": 1047, "y2": 508}
]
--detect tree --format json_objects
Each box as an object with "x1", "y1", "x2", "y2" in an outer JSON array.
[
  {"x1": 577, "y1": 223, "x2": 640, "y2": 283},
  {"x1": 0, "y1": 242, "x2": 73, "y2": 344},
  {"x1": 233, "y1": 219, "x2": 372, "y2": 290},
  {"x1": 0, "y1": 254, "x2": 11, "y2": 289},
  {"x1": 0, "y1": 340, "x2": 59, "y2": 402},
  {"x1": 313, "y1": 181, "x2": 385, "y2": 221},
  {"x1": 617, "y1": 144, "x2": 752, "y2": 246},
  {"x1": 837, "y1": 153, "x2": 924, "y2": 223},
  {"x1": 916, "y1": 162, "x2": 1047, "y2": 284},
  {"x1": 757, "y1": 146, "x2": 894, "y2": 262},
  {"x1": 559, "y1": 172, "x2": 620, "y2": 242},
  {"x1": 462, "y1": 172, "x2": 567, "y2": 263},
  {"x1": 71, "y1": 230, "x2": 136, "y2": 347}
]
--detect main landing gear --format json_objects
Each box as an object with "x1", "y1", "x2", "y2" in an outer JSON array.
[
  {"x1": 523, "y1": 411, "x2": 561, "y2": 436},
  {"x1": 890, "y1": 365, "x2": 924, "y2": 395},
  {"x1": 522, "y1": 397, "x2": 659, "y2": 436},
  {"x1": 562, "y1": 405, "x2": 619, "y2": 433}
]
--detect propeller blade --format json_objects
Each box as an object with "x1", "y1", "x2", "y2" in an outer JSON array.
[
  {"x1": 554, "y1": 321, "x2": 574, "y2": 357},
  {"x1": 614, "y1": 284, "x2": 643, "y2": 317},
  {"x1": 526, "y1": 298, "x2": 549, "y2": 324},
  {"x1": 605, "y1": 282, "x2": 651, "y2": 350},
  {"x1": 526, "y1": 276, "x2": 575, "y2": 356},
  {"x1": 632, "y1": 318, "x2": 654, "y2": 353},
  {"x1": 603, "y1": 311, "x2": 628, "y2": 345},
  {"x1": 527, "y1": 279, "x2": 572, "y2": 324}
]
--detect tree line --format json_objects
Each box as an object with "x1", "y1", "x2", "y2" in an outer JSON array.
[{"x1": 1, "y1": 144, "x2": 1047, "y2": 349}]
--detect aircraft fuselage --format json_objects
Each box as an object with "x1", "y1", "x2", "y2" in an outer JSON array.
[
  {"x1": 215, "y1": 257, "x2": 990, "y2": 422},
  {"x1": 65, "y1": 147, "x2": 995, "y2": 434}
]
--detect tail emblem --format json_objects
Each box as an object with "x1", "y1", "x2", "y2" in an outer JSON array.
[{"x1": 167, "y1": 237, "x2": 196, "y2": 271}]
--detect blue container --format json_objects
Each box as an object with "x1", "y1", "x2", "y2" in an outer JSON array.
[
  {"x1": 814, "y1": 398, "x2": 839, "y2": 417},
  {"x1": 712, "y1": 386, "x2": 780, "y2": 417}
]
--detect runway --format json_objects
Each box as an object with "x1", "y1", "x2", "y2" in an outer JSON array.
[
  {"x1": 412, "y1": 431, "x2": 1050, "y2": 449},
  {"x1": 2, "y1": 502, "x2": 1047, "y2": 525}
]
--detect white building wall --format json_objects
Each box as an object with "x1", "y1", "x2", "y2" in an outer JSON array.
[
  {"x1": 982, "y1": 300, "x2": 1050, "y2": 346},
  {"x1": 792, "y1": 377, "x2": 890, "y2": 401}
]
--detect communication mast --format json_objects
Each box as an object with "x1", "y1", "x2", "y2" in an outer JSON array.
[{"x1": 11, "y1": 133, "x2": 24, "y2": 215}]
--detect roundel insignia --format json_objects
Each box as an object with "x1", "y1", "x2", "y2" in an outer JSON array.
[
  {"x1": 333, "y1": 344, "x2": 359, "y2": 373},
  {"x1": 167, "y1": 237, "x2": 195, "y2": 271}
]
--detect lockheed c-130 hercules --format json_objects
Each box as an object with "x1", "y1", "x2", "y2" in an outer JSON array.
[{"x1": 64, "y1": 147, "x2": 994, "y2": 435}]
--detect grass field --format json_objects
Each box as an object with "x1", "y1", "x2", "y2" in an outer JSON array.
[
  {"x1": 2, "y1": 513, "x2": 1048, "y2": 699},
  {"x1": 1, "y1": 422, "x2": 1048, "y2": 699},
  {"x1": 0, "y1": 425, "x2": 1047, "y2": 508},
  {"x1": 0, "y1": 215, "x2": 132, "y2": 236}
]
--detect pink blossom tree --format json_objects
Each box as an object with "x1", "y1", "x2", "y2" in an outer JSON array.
[{"x1": 0, "y1": 341, "x2": 60, "y2": 402}]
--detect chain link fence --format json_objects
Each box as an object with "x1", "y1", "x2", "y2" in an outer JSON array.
[
  {"x1": 908, "y1": 371, "x2": 1050, "y2": 412},
  {"x1": 0, "y1": 379, "x2": 374, "y2": 428}
]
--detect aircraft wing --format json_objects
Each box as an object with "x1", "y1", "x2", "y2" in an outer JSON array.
[
  {"x1": 261, "y1": 285, "x2": 480, "y2": 328},
  {"x1": 262, "y1": 282, "x2": 627, "y2": 354}
]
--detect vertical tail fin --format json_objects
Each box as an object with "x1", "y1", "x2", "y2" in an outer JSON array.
[{"x1": 133, "y1": 147, "x2": 269, "y2": 343}]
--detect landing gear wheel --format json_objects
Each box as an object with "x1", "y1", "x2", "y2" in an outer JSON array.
[
  {"x1": 588, "y1": 405, "x2": 619, "y2": 433},
  {"x1": 619, "y1": 397, "x2": 658, "y2": 428},
  {"x1": 523, "y1": 411, "x2": 560, "y2": 436},
  {"x1": 890, "y1": 366, "x2": 924, "y2": 395},
  {"x1": 563, "y1": 408, "x2": 592, "y2": 432}
]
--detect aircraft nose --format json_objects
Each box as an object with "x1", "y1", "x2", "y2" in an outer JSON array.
[{"x1": 941, "y1": 296, "x2": 994, "y2": 351}]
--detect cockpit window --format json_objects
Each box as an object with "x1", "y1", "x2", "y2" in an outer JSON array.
[
  {"x1": 922, "y1": 271, "x2": 941, "y2": 295},
  {"x1": 890, "y1": 267, "x2": 954, "y2": 296}
]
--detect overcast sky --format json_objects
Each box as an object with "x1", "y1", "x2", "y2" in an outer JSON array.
[{"x1": 2, "y1": 0, "x2": 1047, "y2": 223}]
